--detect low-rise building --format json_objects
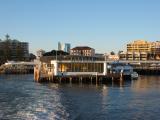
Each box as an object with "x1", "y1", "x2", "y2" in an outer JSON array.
[
  {"x1": 108, "y1": 55, "x2": 119, "y2": 61},
  {"x1": 70, "y1": 46, "x2": 95, "y2": 56},
  {"x1": 119, "y1": 52, "x2": 148, "y2": 61},
  {"x1": 36, "y1": 49, "x2": 45, "y2": 59}
]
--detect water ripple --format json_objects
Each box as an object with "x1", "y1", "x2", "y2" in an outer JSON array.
[{"x1": 0, "y1": 75, "x2": 160, "y2": 120}]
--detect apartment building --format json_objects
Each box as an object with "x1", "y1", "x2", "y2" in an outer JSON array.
[
  {"x1": 127, "y1": 40, "x2": 152, "y2": 52},
  {"x1": 0, "y1": 35, "x2": 29, "y2": 62},
  {"x1": 151, "y1": 41, "x2": 160, "y2": 53},
  {"x1": 120, "y1": 40, "x2": 160, "y2": 60}
]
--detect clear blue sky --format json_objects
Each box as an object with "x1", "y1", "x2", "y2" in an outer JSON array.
[{"x1": 0, "y1": 0, "x2": 160, "y2": 54}]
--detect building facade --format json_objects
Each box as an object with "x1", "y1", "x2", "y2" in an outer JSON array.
[
  {"x1": 127, "y1": 40, "x2": 152, "y2": 52},
  {"x1": 151, "y1": 41, "x2": 160, "y2": 53},
  {"x1": 70, "y1": 46, "x2": 95, "y2": 56},
  {"x1": 36, "y1": 49, "x2": 45, "y2": 59},
  {"x1": 0, "y1": 35, "x2": 29, "y2": 63},
  {"x1": 120, "y1": 40, "x2": 160, "y2": 60},
  {"x1": 58, "y1": 42, "x2": 71, "y2": 53},
  {"x1": 119, "y1": 52, "x2": 148, "y2": 61},
  {"x1": 108, "y1": 55, "x2": 119, "y2": 60}
]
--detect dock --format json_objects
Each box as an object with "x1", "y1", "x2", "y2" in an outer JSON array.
[
  {"x1": 34, "y1": 57, "x2": 131, "y2": 83},
  {"x1": 34, "y1": 55, "x2": 160, "y2": 83},
  {"x1": 34, "y1": 70, "x2": 125, "y2": 84},
  {"x1": 0, "y1": 61, "x2": 36, "y2": 74}
]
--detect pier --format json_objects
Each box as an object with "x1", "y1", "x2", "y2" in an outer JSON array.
[
  {"x1": 34, "y1": 70, "x2": 123, "y2": 84},
  {"x1": 0, "y1": 61, "x2": 36, "y2": 74},
  {"x1": 34, "y1": 55, "x2": 160, "y2": 83},
  {"x1": 34, "y1": 56, "x2": 131, "y2": 83}
]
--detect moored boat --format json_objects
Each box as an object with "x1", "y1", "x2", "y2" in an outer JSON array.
[
  {"x1": 131, "y1": 72, "x2": 139, "y2": 80},
  {"x1": 108, "y1": 62, "x2": 134, "y2": 80}
]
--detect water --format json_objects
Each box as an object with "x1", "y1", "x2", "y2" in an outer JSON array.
[{"x1": 0, "y1": 75, "x2": 160, "y2": 120}]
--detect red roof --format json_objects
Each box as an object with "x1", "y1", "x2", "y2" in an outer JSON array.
[{"x1": 71, "y1": 46, "x2": 93, "y2": 50}]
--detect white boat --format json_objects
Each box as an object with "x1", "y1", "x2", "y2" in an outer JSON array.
[
  {"x1": 131, "y1": 72, "x2": 139, "y2": 79},
  {"x1": 108, "y1": 62, "x2": 133, "y2": 80}
]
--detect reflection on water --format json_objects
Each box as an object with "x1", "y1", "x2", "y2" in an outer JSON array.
[
  {"x1": 132, "y1": 76, "x2": 160, "y2": 91},
  {"x1": 0, "y1": 74, "x2": 160, "y2": 120}
]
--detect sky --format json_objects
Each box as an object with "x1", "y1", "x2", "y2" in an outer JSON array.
[{"x1": 0, "y1": 0, "x2": 160, "y2": 54}]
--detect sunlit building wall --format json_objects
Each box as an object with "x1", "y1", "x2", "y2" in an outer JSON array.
[
  {"x1": 70, "y1": 46, "x2": 95, "y2": 56},
  {"x1": 127, "y1": 40, "x2": 152, "y2": 52}
]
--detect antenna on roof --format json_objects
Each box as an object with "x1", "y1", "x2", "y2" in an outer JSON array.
[{"x1": 5, "y1": 34, "x2": 10, "y2": 40}]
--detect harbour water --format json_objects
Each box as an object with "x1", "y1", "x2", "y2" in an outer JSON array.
[{"x1": 0, "y1": 75, "x2": 160, "y2": 120}]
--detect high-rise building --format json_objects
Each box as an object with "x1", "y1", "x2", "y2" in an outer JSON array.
[
  {"x1": 0, "y1": 35, "x2": 29, "y2": 63},
  {"x1": 58, "y1": 42, "x2": 71, "y2": 53}
]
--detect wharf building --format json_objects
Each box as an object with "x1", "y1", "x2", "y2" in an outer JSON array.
[
  {"x1": 70, "y1": 46, "x2": 95, "y2": 56},
  {"x1": 0, "y1": 35, "x2": 29, "y2": 64},
  {"x1": 58, "y1": 42, "x2": 71, "y2": 53},
  {"x1": 119, "y1": 40, "x2": 160, "y2": 60},
  {"x1": 34, "y1": 55, "x2": 107, "y2": 80}
]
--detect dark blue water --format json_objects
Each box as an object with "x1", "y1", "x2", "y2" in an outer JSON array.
[{"x1": 0, "y1": 75, "x2": 160, "y2": 120}]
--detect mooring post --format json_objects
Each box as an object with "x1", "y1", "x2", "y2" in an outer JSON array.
[
  {"x1": 99, "y1": 77, "x2": 102, "y2": 84},
  {"x1": 34, "y1": 66, "x2": 40, "y2": 82},
  {"x1": 91, "y1": 76, "x2": 92, "y2": 84},
  {"x1": 59, "y1": 77, "x2": 61, "y2": 83},
  {"x1": 96, "y1": 72, "x2": 98, "y2": 85},
  {"x1": 70, "y1": 77, "x2": 72, "y2": 84},
  {"x1": 80, "y1": 76, "x2": 82, "y2": 84},
  {"x1": 78, "y1": 77, "x2": 80, "y2": 83},
  {"x1": 120, "y1": 72, "x2": 123, "y2": 81}
]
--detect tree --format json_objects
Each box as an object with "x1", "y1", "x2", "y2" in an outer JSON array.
[
  {"x1": 29, "y1": 53, "x2": 36, "y2": 61},
  {"x1": 3, "y1": 40, "x2": 12, "y2": 61},
  {"x1": 16, "y1": 44, "x2": 24, "y2": 61},
  {"x1": 5, "y1": 34, "x2": 10, "y2": 40},
  {"x1": 43, "y1": 50, "x2": 69, "y2": 56},
  {"x1": 118, "y1": 50, "x2": 123, "y2": 56},
  {"x1": 110, "y1": 51, "x2": 115, "y2": 55}
]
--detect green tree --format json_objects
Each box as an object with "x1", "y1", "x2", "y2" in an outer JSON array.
[
  {"x1": 16, "y1": 44, "x2": 24, "y2": 61},
  {"x1": 118, "y1": 50, "x2": 123, "y2": 56},
  {"x1": 29, "y1": 53, "x2": 36, "y2": 61},
  {"x1": 110, "y1": 51, "x2": 115, "y2": 55},
  {"x1": 3, "y1": 40, "x2": 12, "y2": 61}
]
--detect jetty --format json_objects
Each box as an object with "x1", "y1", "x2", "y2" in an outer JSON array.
[
  {"x1": 0, "y1": 61, "x2": 36, "y2": 74},
  {"x1": 34, "y1": 56, "x2": 133, "y2": 83},
  {"x1": 34, "y1": 55, "x2": 160, "y2": 83}
]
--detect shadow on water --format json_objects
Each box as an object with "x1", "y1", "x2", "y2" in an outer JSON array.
[{"x1": 43, "y1": 80, "x2": 133, "y2": 88}]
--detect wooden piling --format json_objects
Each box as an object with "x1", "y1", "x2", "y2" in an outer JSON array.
[
  {"x1": 34, "y1": 66, "x2": 40, "y2": 82},
  {"x1": 69, "y1": 77, "x2": 72, "y2": 84}
]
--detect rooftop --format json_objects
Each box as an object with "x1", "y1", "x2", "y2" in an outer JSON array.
[{"x1": 71, "y1": 46, "x2": 93, "y2": 50}]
